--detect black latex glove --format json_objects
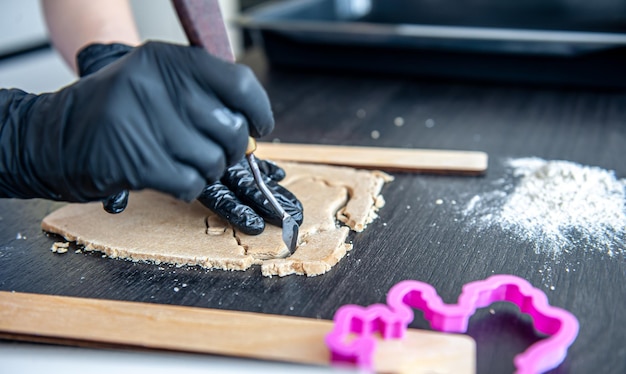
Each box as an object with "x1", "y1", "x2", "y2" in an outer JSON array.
[
  {"x1": 76, "y1": 43, "x2": 134, "y2": 77},
  {"x1": 0, "y1": 41, "x2": 273, "y2": 203},
  {"x1": 76, "y1": 43, "x2": 134, "y2": 213},
  {"x1": 198, "y1": 158, "x2": 303, "y2": 235}
]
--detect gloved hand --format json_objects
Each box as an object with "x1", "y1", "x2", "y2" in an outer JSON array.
[
  {"x1": 198, "y1": 158, "x2": 304, "y2": 235},
  {"x1": 0, "y1": 41, "x2": 272, "y2": 204},
  {"x1": 76, "y1": 42, "x2": 304, "y2": 234}
]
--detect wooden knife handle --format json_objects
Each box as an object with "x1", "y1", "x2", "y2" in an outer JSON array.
[
  {"x1": 246, "y1": 136, "x2": 257, "y2": 155},
  {"x1": 171, "y1": 0, "x2": 235, "y2": 62}
]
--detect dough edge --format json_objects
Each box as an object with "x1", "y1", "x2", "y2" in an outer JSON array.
[{"x1": 41, "y1": 162, "x2": 392, "y2": 277}]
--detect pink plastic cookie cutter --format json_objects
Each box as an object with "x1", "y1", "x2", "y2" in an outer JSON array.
[{"x1": 325, "y1": 274, "x2": 579, "y2": 374}]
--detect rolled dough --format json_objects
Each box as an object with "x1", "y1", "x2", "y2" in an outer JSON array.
[{"x1": 41, "y1": 162, "x2": 392, "y2": 277}]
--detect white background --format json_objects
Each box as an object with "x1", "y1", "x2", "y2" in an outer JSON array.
[{"x1": 0, "y1": 0, "x2": 242, "y2": 93}]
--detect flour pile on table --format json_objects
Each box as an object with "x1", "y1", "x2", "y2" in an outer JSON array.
[{"x1": 463, "y1": 157, "x2": 626, "y2": 256}]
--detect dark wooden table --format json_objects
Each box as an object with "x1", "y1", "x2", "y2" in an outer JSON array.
[{"x1": 1, "y1": 49, "x2": 625, "y2": 374}]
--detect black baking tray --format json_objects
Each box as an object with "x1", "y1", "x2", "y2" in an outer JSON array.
[{"x1": 238, "y1": 0, "x2": 626, "y2": 87}]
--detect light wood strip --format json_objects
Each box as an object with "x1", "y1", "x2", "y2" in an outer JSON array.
[
  {"x1": 0, "y1": 291, "x2": 474, "y2": 373},
  {"x1": 255, "y1": 143, "x2": 488, "y2": 174}
]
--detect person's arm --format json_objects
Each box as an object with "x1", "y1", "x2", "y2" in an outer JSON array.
[
  {"x1": 33, "y1": 2, "x2": 302, "y2": 233},
  {"x1": 40, "y1": 0, "x2": 141, "y2": 72}
]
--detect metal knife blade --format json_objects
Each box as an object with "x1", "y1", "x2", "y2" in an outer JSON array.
[{"x1": 245, "y1": 140, "x2": 299, "y2": 254}]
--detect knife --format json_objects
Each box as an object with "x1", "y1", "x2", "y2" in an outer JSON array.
[{"x1": 171, "y1": 0, "x2": 299, "y2": 255}]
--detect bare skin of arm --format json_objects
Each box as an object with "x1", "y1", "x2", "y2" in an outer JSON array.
[{"x1": 41, "y1": 0, "x2": 141, "y2": 73}]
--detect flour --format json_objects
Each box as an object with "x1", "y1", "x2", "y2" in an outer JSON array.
[{"x1": 463, "y1": 157, "x2": 626, "y2": 256}]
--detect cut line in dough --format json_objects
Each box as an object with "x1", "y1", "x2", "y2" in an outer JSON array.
[{"x1": 41, "y1": 162, "x2": 393, "y2": 277}]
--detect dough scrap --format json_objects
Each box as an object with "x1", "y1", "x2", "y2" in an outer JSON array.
[
  {"x1": 41, "y1": 162, "x2": 393, "y2": 277},
  {"x1": 50, "y1": 241, "x2": 69, "y2": 254}
]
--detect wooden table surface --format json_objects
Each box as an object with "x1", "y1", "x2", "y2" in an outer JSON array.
[{"x1": 1, "y1": 49, "x2": 625, "y2": 374}]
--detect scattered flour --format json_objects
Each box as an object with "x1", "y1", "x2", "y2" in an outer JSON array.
[{"x1": 463, "y1": 157, "x2": 626, "y2": 256}]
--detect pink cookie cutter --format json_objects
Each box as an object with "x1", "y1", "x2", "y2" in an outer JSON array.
[{"x1": 325, "y1": 274, "x2": 579, "y2": 374}]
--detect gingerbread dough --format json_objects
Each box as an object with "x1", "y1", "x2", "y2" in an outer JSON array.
[{"x1": 41, "y1": 162, "x2": 393, "y2": 277}]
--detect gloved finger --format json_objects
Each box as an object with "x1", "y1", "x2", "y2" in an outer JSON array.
[
  {"x1": 256, "y1": 159, "x2": 302, "y2": 220},
  {"x1": 102, "y1": 190, "x2": 129, "y2": 214},
  {"x1": 76, "y1": 43, "x2": 134, "y2": 77},
  {"x1": 136, "y1": 141, "x2": 209, "y2": 201},
  {"x1": 181, "y1": 91, "x2": 249, "y2": 167},
  {"x1": 221, "y1": 160, "x2": 303, "y2": 227},
  {"x1": 266, "y1": 181, "x2": 304, "y2": 225},
  {"x1": 224, "y1": 72, "x2": 274, "y2": 139},
  {"x1": 182, "y1": 46, "x2": 274, "y2": 138},
  {"x1": 220, "y1": 160, "x2": 280, "y2": 225},
  {"x1": 197, "y1": 182, "x2": 265, "y2": 235},
  {"x1": 162, "y1": 118, "x2": 228, "y2": 183},
  {"x1": 256, "y1": 159, "x2": 286, "y2": 182}
]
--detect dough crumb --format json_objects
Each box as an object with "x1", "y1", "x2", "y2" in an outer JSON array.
[
  {"x1": 50, "y1": 241, "x2": 69, "y2": 254},
  {"x1": 374, "y1": 195, "x2": 386, "y2": 208}
]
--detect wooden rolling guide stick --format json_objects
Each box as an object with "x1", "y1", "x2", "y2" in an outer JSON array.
[
  {"x1": 0, "y1": 291, "x2": 475, "y2": 373},
  {"x1": 255, "y1": 143, "x2": 488, "y2": 175}
]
